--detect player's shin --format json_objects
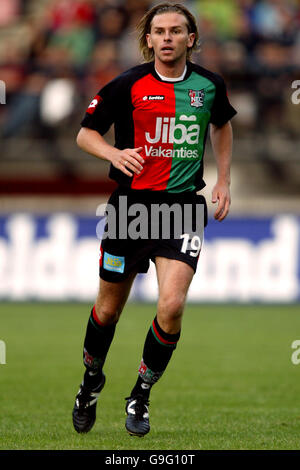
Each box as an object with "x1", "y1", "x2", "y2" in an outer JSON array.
[
  {"x1": 82, "y1": 305, "x2": 116, "y2": 390},
  {"x1": 130, "y1": 316, "x2": 180, "y2": 398}
]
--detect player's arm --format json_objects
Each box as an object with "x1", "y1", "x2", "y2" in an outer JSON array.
[
  {"x1": 76, "y1": 127, "x2": 144, "y2": 177},
  {"x1": 209, "y1": 120, "x2": 233, "y2": 221}
]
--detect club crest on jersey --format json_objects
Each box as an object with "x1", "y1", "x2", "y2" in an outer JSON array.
[{"x1": 188, "y1": 89, "x2": 205, "y2": 108}]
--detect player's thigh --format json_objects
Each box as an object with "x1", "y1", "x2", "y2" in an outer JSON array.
[
  {"x1": 95, "y1": 271, "x2": 137, "y2": 324},
  {"x1": 155, "y1": 257, "x2": 194, "y2": 315}
]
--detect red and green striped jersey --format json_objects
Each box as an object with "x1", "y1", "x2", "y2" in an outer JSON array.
[{"x1": 81, "y1": 61, "x2": 236, "y2": 193}]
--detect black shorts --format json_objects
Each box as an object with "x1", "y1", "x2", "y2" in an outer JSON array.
[{"x1": 99, "y1": 186, "x2": 207, "y2": 282}]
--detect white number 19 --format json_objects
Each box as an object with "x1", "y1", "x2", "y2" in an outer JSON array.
[{"x1": 180, "y1": 233, "x2": 202, "y2": 257}]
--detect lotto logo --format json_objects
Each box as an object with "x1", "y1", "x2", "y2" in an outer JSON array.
[
  {"x1": 143, "y1": 95, "x2": 165, "y2": 101},
  {"x1": 86, "y1": 95, "x2": 102, "y2": 114}
]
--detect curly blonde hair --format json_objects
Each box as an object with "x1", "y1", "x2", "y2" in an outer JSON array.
[{"x1": 137, "y1": 2, "x2": 199, "y2": 62}]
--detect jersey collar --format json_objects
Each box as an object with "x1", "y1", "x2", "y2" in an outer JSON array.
[{"x1": 150, "y1": 61, "x2": 193, "y2": 83}]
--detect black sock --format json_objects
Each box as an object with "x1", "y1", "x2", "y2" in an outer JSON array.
[
  {"x1": 82, "y1": 305, "x2": 116, "y2": 389},
  {"x1": 130, "y1": 316, "x2": 180, "y2": 398}
]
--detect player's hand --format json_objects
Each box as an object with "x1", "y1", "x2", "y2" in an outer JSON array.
[
  {"x1": 212, "y1": 181, "x2": 231, "y2": 221},
  {"x1": 110, "y1": 147, "x2": 144, "y2": 177}
]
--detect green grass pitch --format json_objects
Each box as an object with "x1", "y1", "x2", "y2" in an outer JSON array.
[{"x1": 0, "y1": 302, "x2": 300, "y2": 450}]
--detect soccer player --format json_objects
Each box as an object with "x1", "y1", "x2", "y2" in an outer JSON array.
[{"x1": 72, "y1": 2, "x2": 236, "y2": 437}]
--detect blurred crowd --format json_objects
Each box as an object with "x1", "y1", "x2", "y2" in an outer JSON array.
[{"x1": 0, "y1": 0, "x2": 299, "y2": 147}]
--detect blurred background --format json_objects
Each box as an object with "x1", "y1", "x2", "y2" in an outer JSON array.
[{"x1": 0, "y1": 0, "x2": 300, "y2": 302}]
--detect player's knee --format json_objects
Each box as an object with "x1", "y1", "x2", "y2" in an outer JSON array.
[
  {"x1": 158, "y1": 295, "x2": 185, "y2": 321},
  {"x1": 94, "y1": 306, "x2": 120, "y2": 325}
]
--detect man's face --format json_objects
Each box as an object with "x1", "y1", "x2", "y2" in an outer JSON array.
[{"x1": 146, "y1": 12, "x2": 195, "y2": 65}]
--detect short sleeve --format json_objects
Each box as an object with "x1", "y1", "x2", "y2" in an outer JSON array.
[
  {"x1": 210, "y1": 75, "x2": 237, "y2": 127},
  {"x1": 80, "y1": 77, "x2": 122, "y2": 135}
]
